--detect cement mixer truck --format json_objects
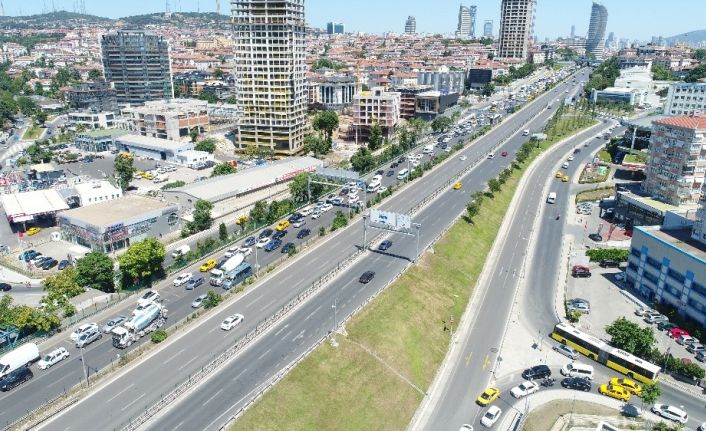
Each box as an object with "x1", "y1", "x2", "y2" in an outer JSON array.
[{"x1": 111, "y1": 302, "x2": 167, "y2": 349}]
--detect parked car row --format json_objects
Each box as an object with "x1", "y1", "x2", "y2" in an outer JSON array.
[{"x1": 17, "y1": 250, "x2": 70, "y2": 271}]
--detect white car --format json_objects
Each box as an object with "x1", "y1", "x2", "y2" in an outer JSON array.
[
  {"x1": 349, "y1": 195, "x2": 360, "y2": 205},
  {"x1": 173, "y1": 273, "x2": 193, "y2": 286},
  {"x1": 460, "y1": 155, "x2": 467, "y2": 161},
  {"x1": 510, "y1": 381, "x2": 539, "y2": 398},
  {"x1": 321, "y1": 203, "x2": 333, "y2": 212},
  {"x1": 481, "y1": 405, "x2": 502, "y2": 427},
  {"x1": 256, "y1": 237, "x2": 271, "y2": 248},
  {"x1": 567, "y1": 155, "x2": 575, "y2": 161},
  {"x1": 37, "y1": 347, "x2": 70, "y2": 369},
  {"x1": 238, "y1": 247, "x2": 252, "y2": 257},
  {"x1": 70, "y1": 323, "x2": 99, "y2": 342},
  {"x1": 224, "y1": 247, "x2": 240, "y2": 258},
  {"x1": 293, "y1": 220, "x2": 306, "y2": 228},
  {"x1": 651, "y1": 404, "x2": 688, "y2": 424},
  {"x1": 348, "y1": 188, "x2": 359, "y2": 197},
  {"x1": 378, "y1": 186, "x2": 388, "y2": 194},
  {"x1": 311, "y1": 210, "x2": 322, "y2": 219},
  {"x1": 221, "y1": 313, "x2": 245, "y2": 331},
  {"x1": 459, "y1": 425, "x2": 473, "y2": 431},
  {"x1": 299, "y1": 207, "x2": 313, "y2": 217},
  {"x1": 191, "y1": 294, "x2": 207, "y2": 308}
]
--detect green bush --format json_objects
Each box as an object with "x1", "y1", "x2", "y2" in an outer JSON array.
[
  {"x1": 585, "y1": 248, "x2": 629, "y2": 262},
  {"x1": 202, "y1": 290, "x2": 223, "y2": 309},
  {"x1": 151, "y1": 329, "x2": 168, "y2": 343}
]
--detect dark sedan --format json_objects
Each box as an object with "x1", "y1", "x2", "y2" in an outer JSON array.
[
  {"x1": 58, "y1": 260, "x2": 70, "y2": 270},
  {"x1": 259, "y1": 229, "x2": 273, "y2": 239},
  {"x1": 386, "y1": 170, "x2": 395, "y2": 177},
  {"x1": 359, "y1": 270, "x2": 375, "y2": 284},
  {"x1": 264, "y1": 239, "x2": 282, "y2": 252},
  {"x1": 0, "y1": 283, "x2": 11, "y2": 291},
  {"x1": 297, "y1": 228, "x2": 311, "y2": 239},
  {"x1": 561, "y1": 377, "x2": 591, "y2": 392},
  {"x1": 243, "y1": 236, "x2": 257, "y2": 247},
  {"x1": 41, "y1": 259, "x2": 58, "y2": 270},
  {"x1": 588, "y1": 233, "x2": 603, "y2": 242},
  {"x1": 272, "y1": 229, "x2": 288, "y2": 240}
]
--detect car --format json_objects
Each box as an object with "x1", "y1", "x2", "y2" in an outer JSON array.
[
  {"x1": 668, "y1": 327, "x2": 689, "y2": 339},
  {"x1": 697, "y1": 351, "x2": 706, "y2": 362},
  {"x1": 243, "y1": 236, "x2": 257, "y2": 247},
  {"x1": 614, "y1": 272, "x2": 626, "y2": 282},
  {"x1": 553, "y1": 343, "x2": 579, "y2": 359},
  {"x1": 635, "y1": 306, "x2": 654, "y2": 317},
  {"x1": 0, "y1": 367, "x2": 33, "y2": 391},
  {"x1": 378, "y1": 186, "x2": 388, "y2": 194},
  {"x1": 76, "y1": 328, "x2": 102, "y2": 348},
  {"x1": 476, "y1": 387, "x2": 501, "y2": 406},
  {"x1": 37, "y1": 347, "x2": 70, "y2": 370},
  {"x1": 200, "y1": 259, "x2": 217, "y2": 272},
  {"x1": 677, "y1": 334, "x2": 699, "y2": 345},
  {"x1": 459, "y1": 425, "x2": 473, "y2": 431},
  {"x1": 185, "y1": 276, "x2": 204, "y2": 290},
  {"x1": 321, "y1": 203, "x2": 333, "y2": 212},
  {"x1": 0, "y1": 282, "x2": 11, "y2": 291},
  {"x1": 348, "y1": 195, "x2": 360, "y2": 205},
  {"x1": 555, "y1": 171, "x2": 563, "y2": 178},
  {"x1": 58, "y1": 259, "x2": 70, "y2": 270},
  {"x1": 561, "y1": 376, "x2": 592, "y2": 391},
  {"x1": 379, "y1": 240, "x2": 392, "y2": 251},
  {"x1": 224, "y1": 247, "x2": 240, "y2": 258},
  {"x1": 239, "y1": 247, "x2": 252, "y2": 257},
  {"x1": 657, "y1": 321, "x2": 677, "y2": 331},
  {"x1": 311, "y1": 210, "x2": 323, "y2": 220},
  {"x1": 460, "y1": 155, "x2": 467, "y2": 161},
  {"x1": 453, "y1": 182, "x2": 463, "y2": 190},
  {"x1": 572, "y1": 268, "x2": 591, "y2": 278},
  {"x1": 687, "y1": 343, "x2": 706, "y2": 354},
  {"x1": 609, "y1": 378, "x2": 642, "y2": 396},
  {"x1": 101, "y1": 315, "x2": 127, "y2": 333},
  {"x1": 287, "y1": 213, "x2": 302, "y2": 223},
  {"x1": 359, "y1": 270, "x2": 375, "y2": 284},
  {"x1": 567, "y1": 297, "x2": 591, "y2": 306},
  {"x1": 480, "y1": 405, "x2": 502, "y2": 427},
  {"x1": 276, "y1": 220, "x2": 290, "y2": 231},
  {"x1": 651, "y1": 404, "x2": 688, "y2": 424},
  {"x1": 70, "y1": 323, "x2": 99, "y2": 342},
  {"x1": 293, "y1": 220, "x2": 306, "y2": 228},
  {"x1": 573, "y1": 148, "x2": 581, "y2": 154},
  {"x1": 510, "y1": 380, "x2": 539, "y2": 398},
  {"x1": 173, "y1": 273, "x2": 193, "y2": 286},
  {"x1": 25, "y1": 227, "x2": 40, "y2": 236},
  {"x1": 299, "y1": 207, "x2": 313, "y2": 217},
  {"x1": 272, "y1": 229, "x2": 287, "y2": 240},
  {"x1": 297, "y1": 228, "x2": 311, "y2": 239},
  {"x1": 599, "y1": 383, "x2": 631, "y2": 401},
  {"x1": 522, "y1": 364, "x2": 552, "y2": 380},
  {"x1": 386, "y1": 170, "x2": 395, "y2": 177},
  {"x1": 191, "y1": 294, "x2": 208, "y2": 308},
  {"x1": 568, "y1": 155, "x2": 575, "y2": 161},
  {"x1": 567, "y1": 301, "x2": 590, "y2": 314},
  {"x1": 221, "y1": 314, "x2": 245, "y2": 331},
  {"x1": 501, "y1": 151, "x2": 508, "y2": 157},
  {"x1": 264, "y1": 239, "x2": 282, "y2": 252},
  {"x1": 644, "y1": 312, "x2": 668, "y2": 324},
  {"x1": 258, "y1": 228, "x2": 273, "y2": 239},
  {"x1": 281, "y1": 242, "x2": 295, "y2": 254},
  {"x1": 562, "y1": 175, "x2": 569, "y2": 182},
  {"x1": 599, "y1": 259, "x2": 620, "y2": 268},
  {"x1": 256, "y1": 237, "x2": 271, "y2": 248},
  {"x1": 588, "y1": 233, "x2": 603, "y2": 242}
]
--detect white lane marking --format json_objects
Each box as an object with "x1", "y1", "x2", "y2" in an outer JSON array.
[
  {"x1": 292, "y1": 330, "x2": 306, "y2": 342},
  {"x1": 202, "y1": 388, "x2": 224, "y2": 406},
  {"x1": 163, "y1": 348, "x2": 185, "y2": 365},
  {"x1": 173, "y1": 421, "x2": 185, "y2": 431},
  {"x1": 120, "y1": 392, "x2": 146, "y2": 412},
  {"x1": 231, "y1": 368, "x2": 248, "y2": 383},
  {"x1": 106, "y1": 383, "x2": 135, "y2": 403},
  {"x1": 274, "y1": 323, "x2": 289, "y2": 337},
  {"x1": 305, "y1": 304, "x2": 323, "y2": 321},
  {"x1": 245, "y1": 293, "x2": 264, "y2": 307},
  {"x1": 178, "y1": 355, "x2": 199, "y2": 371},
  {"x1": 262, "y1": 299, "x2": 276, "y2": 310},
  {"x1": 257, "y1": 347, "x2": 272, "y2": 361}
]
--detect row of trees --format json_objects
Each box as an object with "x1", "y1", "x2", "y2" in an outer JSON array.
[{"x1": 584, "y1": 56, "x2": 620, "y2": 95}]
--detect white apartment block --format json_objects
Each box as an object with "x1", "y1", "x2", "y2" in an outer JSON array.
[
  {"x1": 665, "y1": 82, "x2": 706, "y2": 116},
  {"x1": 351, "y1": 87, "x2": 401, "y2": 141},
  {"x1": 232, "y1": 0, "x2": 307, "y2": 155},
  {"x1": 497, "y1": 0, "x2": 536, "y2": 61},
  {"x1": 68, "y1": 111, "x2": 116, "y2": 130},
  {"x1": 121, "y1": 99, "x2": 209, "y2": 141}
]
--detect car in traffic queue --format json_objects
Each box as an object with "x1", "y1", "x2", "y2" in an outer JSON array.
[
  {"x1": 264, "y1": 238, "x2": 283, "y2": 252},
  {"x1": 609, "y1": 378, "x2": 641, "y2": 396},
  {"x1": 191, "y1": 294, "x2": 208, "y2": 308},
  {"x1": 76, "y1": 328, "x2": 102, "y2": 348},
  {"x1": 200, "y1": 259, "x2": 217, "y2": 272},
  {"x1": 0, "y1": 367, "x2": 33, "y2": 392},
  {"x1": 598, "y1": 383, "x2": 630, "y2": 401},
  {"x1": 561, "y1": 376, "x2": 591, "y2": 392},
  {"x1": 276, "y1": 220, "x2": 290, "y2": 231},
  {"x1": 70, "y1": 323, "x2": 99, "y2": 342},
  {"x1": 562, "y1": 175, "x2": 569, "y2": 182},
  {"x1": 555, "y1": 171, "x2": 563, "y2": 178},
  {"x1": 101, "y1": 315, "x2": 128, "y2": 333},
  {"x1": 256, "y1": 237, "x2": 271, "y2": 248},
  {"x1": 480, "y1": 406, "x2": 502, "y2": 427},
  {"x1": 185, "y1": 276, "x2": 204, "y2": 290},
  {"x1": 173, "y1": 273, "x2": 193, "y2": 286},
  {"x1": 243, "y1": 236, "x2": 257, "y2": 247},
  {"x1": 281, "y1": 242, "x2": 295, "y2": 254},
  {"x1": 553, "y1": 343, "x2": 579, "y2": 359},
  {"x1": 476, "y1": 387, "x2": 500, "y2": 406},
  {"x1": 37, "y1": 347, "x2": 70, "y2": 370},
  {"x1": 297, "y1": 228, "x2": 311, "y2": 239}
]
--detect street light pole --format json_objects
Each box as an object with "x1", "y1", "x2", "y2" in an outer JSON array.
[
  {"x1": 254, "y1": 245, "x2": 259, "y2": 276},
  {"x1": 331, "y1": 299, "x2": 338, "y2": 347},
  {"x1": 79, "y1": 344, "x2": 89, "y2": 387}
]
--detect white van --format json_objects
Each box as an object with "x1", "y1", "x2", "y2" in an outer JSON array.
[
  {"x1": 547, "y1": 192, "x2": 557, "y2": 204},
  {"x1": 523, "y1": 129, "x2": 530, "y2": 136},
  {"x1": 423, "y1": 144, "x2": 434, "y2": 154},
  {"x1": 171, "y1": 245, "x2": 191, "y2": 259},
  {"x1": 397, "y1": 169, "x2": 409, "y2": 180},
  {"x1": 560, "y1": 362, "x2": 594, "y2": 380},
  {"x1": 0, "y1": 343, "x2": 40, "y2": 378}
]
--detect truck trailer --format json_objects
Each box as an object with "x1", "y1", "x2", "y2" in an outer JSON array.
[{"x1": 111, "y1": 302, "x2": 168, "y2": 349}]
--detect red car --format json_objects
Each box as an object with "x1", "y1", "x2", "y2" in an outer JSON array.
[
  {"x1": 501, "y1": 151, "x2": 508, "y2": 157},
  {"x1": 669, "y1": 328, "x2": 689, "y2": 339}
]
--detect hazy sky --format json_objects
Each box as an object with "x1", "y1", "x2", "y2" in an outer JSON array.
[{"x1": 8, "y1": 0, "x2": 706, "y2": 41}]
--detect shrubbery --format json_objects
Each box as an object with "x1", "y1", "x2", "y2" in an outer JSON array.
[{"x1": 585, "y1": 248, "x2": 629, "y2": 262}]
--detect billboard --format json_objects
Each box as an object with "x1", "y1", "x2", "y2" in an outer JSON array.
[{"x1": 370, "y1": 209, "x2": 412, "y2": 230}]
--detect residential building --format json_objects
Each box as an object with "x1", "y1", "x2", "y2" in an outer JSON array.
[
  {"x1": 315, "y1": 75, "x2": 356, "y2": 111},
  {"x1": 417, "y1": 68, "x2": 466, "y2": 95},
  {"x1": 66, "y1": 81, "x2": 118, "y2": 113},
  {"x1": 644, "y1": 115, "x2": 706, "y2": 206},
  {"x1": 626, "y1": 226, "x2": 706, "y2": 326},
  {"x1": 351, "y1": 87, "x2": 401, "y2": 141},
  {"x1": 497, "y1": 0, "x2": 536, "y2": 61},
  {"x1": 326, "y1": 22, "x2": 345, "y2": 34},
  {"x1": 405, "y1": 16, "x2": 417, "y2": 34},
  {"x1": 665, "y1": 82, "x2": 706, "y2": 116},
  {"x1": 121, "y1": 99, "x2": 209, "y2": 141},
  {"x1": 693, "y1": 183, "x2": 706, "y2": 246},
  {"x1": 396, "y1": 85, "x2": 433, "y2": 119},
  {"x1": 67, "y1": 111, "x2": 116, "y2": 130},
  {"x1": 586, "y1": 2, "x2": 608, "y2": 60},
  {"x1": 483, "y1": 20, "x2": 493, "y2": 38},
  {"x1": 232, "y1": 0, "x2": 307, "y2": 155},
  {"x1": 457, "y1": 5, "x2": 472, "y2": 38},
  {"x1": 101, "y1": 30, "x2": 174, "y2": 105}
]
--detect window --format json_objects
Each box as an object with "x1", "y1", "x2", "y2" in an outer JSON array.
[
  {"x1": 668, "y1": 268, "x2": 686, "y2": 284},
  {"x1": 646, "y1": 256, "x2": 662, "y2": 270},
  {"x1": 628, "y1": 262, "x2": 638, "y2": 272},
  {"x1": 643, "y1": 271, "x2": 659, "y2": 285},
  {"x1": 693, "y1": 282, "x2": 706, "y2": 297},
  {"x1": 631, "y1": 247, "x2": 641, "y2": 258}
]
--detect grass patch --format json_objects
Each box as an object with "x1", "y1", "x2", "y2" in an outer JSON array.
[
  {"x1": 623, "y1": 153, "x2": 647, "y2": 164},
  {"x1": 22, "y1": 125, "x2": 43, "y2": 140},
  {"x1": 521, "y1": 400, "x2": 626, "y2": 431},
  {"x1": 231, "y1": 109, "x2": 598, "y2": 431},
  {"x1": 575, "y1": 187, "x2": 615, "y2": 203},
  {"x1": 598, "y1": 149, "x2": 612, "y2": 163}
]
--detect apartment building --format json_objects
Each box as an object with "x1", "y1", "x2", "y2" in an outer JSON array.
[
  {"x1": 644, "y1": 115, "x2": 706, "y2": 206},
  {"x1": 121, "y1": 99, "x2": 209, "y2": 141},
  {"x1": 67, "y1": 111, "x2": 116, "y2": 130},
  {"x1": 665, "y1": 82, "x2": 706, "y2": 116},
  {"x1": 405, "y1": 16, "x2": 417, "y2": 35},
  {"x1": 101, "y1": 30, "x2": 174, "y2": 105},
  {"x1": 497, "y1": 0, "x2": 536, "y2": 61},
  {"x1": 232, "y1": 0, "x2": 307, "y2": 155},
  {"x1": 351, "y1": 87, "x2": 401, "y2": 141},
  {"x1": 66, "y1": 81, "x2": 118, "y2": 113}
]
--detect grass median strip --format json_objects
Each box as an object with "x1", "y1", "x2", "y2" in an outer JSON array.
[{"x1": 232, "y1": 112, "x2": 597, "y2": 431}]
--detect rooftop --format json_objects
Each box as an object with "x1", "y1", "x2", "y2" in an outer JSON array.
[
  {"x1": 638, "y1": 226, "x2": 706, "y2": 263},
  {"x1": 618, "y1": 190, "x2": 697, "y2": 213},
  {"x1": 116, "y1": 134, "x2": 193, "y2": 151},
  {"x1": 654, "y1": 115, "x2": 706, "y2": 130},
  {"x1": 60, "y1": 195, "x2": 176, "y2": 227},
  {"x1": 1, "y1": 189, "x2": 69, "y2": 222},
  {"x1": 78, "y1": 129, "x2": 129, "y2": 139}
]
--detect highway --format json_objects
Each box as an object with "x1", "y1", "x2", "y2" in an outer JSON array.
[{"x1": 29, "y1": 71, "x2": 585, "y2": 430}]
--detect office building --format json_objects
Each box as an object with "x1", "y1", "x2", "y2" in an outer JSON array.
[
  {"x1": 644, "y1": 115, "x2": 706, "y2": 206},
  {"x1": 314, "y1": 75, "x2": 356, "y2": 111},
  {"x1": 66, "y1": 81, "x2": 118, "y2": 113},
  {"x1": 101, "y1": 30, "x2": 174, "y2": 105},
  {"x1": 664, "y1": 83, "x2": 706, "y2": 116},
  {"x1": 571, "y1": 24, "x2": 575, "y2": 38},
  {"x1": 497, "y1": 0, "x2": 536, "y2": 61},
  {"x1": 417, "y1": 68, "x2": 466, "y2": 95},
  {"x1": 351, "y1": 87, "x2": 401, "y2": 141},
  {"x1": 121, "y1": 99, "x2": 209, "y2": 141},
  {"x1": 469, "y1": 5, "x2": 477, "y2": 37},
  {"x1": 326, "y1": 22, "x2": 345, "y2": 34},
  {"x1": 483, "y1": 20, "x2": 493, "y2": 38},
  {"x1": 457, "y1": 5, "x2": 472, "y2": 38},
  {"x1": 405, "y1": 16, "x2": 417, "y2": 34},
  {"x1": 586, "y1": 2, "x2": 608, "y2": 60},
  {"x1": 232, "y1": 0, "x2": 307, "y2": 155},
  {"x1": 74, "y1": 129, "x2": 129, "y2": 153}
]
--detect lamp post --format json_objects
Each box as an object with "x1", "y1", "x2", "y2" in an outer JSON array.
[
  {"x1": 79, "y1": 343, "x2": 89, "y2": 387},
  {"x1": 331, "y1": 298, "x2": 338, "y2": 346}
]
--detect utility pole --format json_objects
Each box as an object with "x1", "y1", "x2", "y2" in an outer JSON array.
[
  {"x1": 79, "y1": 344, "x2": 89, "y2": 387},
  {"x1": 331, "y1": 299, "x2": 338, "y2": 347}
]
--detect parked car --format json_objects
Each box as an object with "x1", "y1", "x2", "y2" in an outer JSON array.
[
  {"x1": 599, "y1": 259, "x2": 620, "y2": 268},
  {"x1": 657, "y1": 321, "x2": 678, "y2": 331},
  {"x1": 651, "y1": 404, "x2": 688, "y2": 424},
  {"x1": 58, "y1": 260, "x2": 70, "y2": 270},
  {"x1": 668, "y1": 328, "x2": 689, "y2": 339},
  {"x1": 37, "y1": 347, "x2": 70, "y2": 370},
  {"x1": 588, "y1": 233, "x2": 603, "y2": 242}
]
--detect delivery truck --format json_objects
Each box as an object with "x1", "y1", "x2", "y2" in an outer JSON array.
[{"x1": 0, "y1": 343, "x2": 40, "y2": 378}]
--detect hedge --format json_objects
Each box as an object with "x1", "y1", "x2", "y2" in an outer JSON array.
[{"x1": 585, "y1": 248, "x2": 629, "y2": 262}]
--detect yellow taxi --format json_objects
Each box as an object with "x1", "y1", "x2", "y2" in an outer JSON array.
[
  {"x1": 609, "y1": 378, "x2": 642, "y2": 396},
  {"x1": 562, "y1": 175, "x2": 569, "y2": 182},
  {"x1": 453, "y1": 182, "x2": 463, "y2": 190},
  {"x1": 555, "y1": 171, "x2": 564, "y2": 178},
  {"x1": 598, "y1": 383, "x2": 631, "y2": 401},
  {"x1": 200, "y1": 259, "x2": 217, "y2": 272},
  {"x1": 142, "y1": 172, "x2": 154, "y2": 180},
  {"x1": 476, "y1": 387, "x2": 501, "y2": 406},
  {"x1": 275, "y1": 220, "x2": 290, "y2": 231},
  {"x1": 26, "y1": 227, "x2": 41, "y2": 236}
]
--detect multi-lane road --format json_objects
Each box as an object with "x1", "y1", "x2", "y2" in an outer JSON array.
[{"x1": 25, "y1": 70, "x2": 583, "y2": 431}]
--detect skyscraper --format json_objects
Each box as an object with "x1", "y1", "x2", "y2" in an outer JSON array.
[
  {"x1": 326, "y1": 22, "x2": 345, "y2": 34},
  {"x1": 101, "y1": 30, "x2": 173, "y2": 105},
  {"x1": 457, "y1": 5, "x2": 471, "y2": 38},
  {"x1": 570, "y1": 24, "x2": 575, "y2": 38},
  {"x1": 483, "y1": 20, "x2": 493, "y2": 38},
  {"x1": 232, "y1": 0, "x2": 307, "y2": 154},
  {"x1": 469, "y1": 5, "x2": 477, "y2": 37},
  {"x1": 405, "y1": 16, "x2": 416, "y2": 34},
  {"x1": 497, "y1": 0, "x2": 536, "y2": 61},
  {"x1": 586, "y1": 2, "x2": 608, "y2": 60}
]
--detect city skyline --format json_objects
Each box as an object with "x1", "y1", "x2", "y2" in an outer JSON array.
[{"x1": 5, "y1": 0, "x2": 706, "y2": 41}]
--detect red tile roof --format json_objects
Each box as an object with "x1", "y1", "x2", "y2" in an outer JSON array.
[{"x1": 655, "y1": 115, "x2": 706, "y2": 130}]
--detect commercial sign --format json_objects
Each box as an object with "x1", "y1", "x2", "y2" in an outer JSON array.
[{"x1": 370, "y1": 209, "x2": 412, "y2": 230}]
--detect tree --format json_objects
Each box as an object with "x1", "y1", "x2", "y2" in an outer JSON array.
[
  {"x1": 43, "y1": 267, "x2": 84, "y2": 300},
  {"x1": 640, "y1": 383, "x2": 660, "y2": 406},
  {"x1": 482, "y1": 82, "x2": 495, "y2": 97},
  {"x1": 431, "y1": 116, "x2": 453, "y2": 133},
  {"x1": 211, "y1": 163, "x2": 237, "y2": 177},
  {"x1": 114, "y1": 153, "x2": 135, "y2": 191},
  {"x1": 118, "y1": 238, "x2": 166, "y2": 286},
  {"x1": 198, "y1": 91, "x2": 218, "y2": 104},
  {"x1": 189, "y1": 126, "x2": 200, "y2": 143},
  {"x1": 203, "y1": 290, "x2": 223, "y2": 309},
  {"x1": 213, "y1": 68, "x2": 224, "y2": 79},
  {"x1": 605, "y1": 317, "x2": 656, "y2": 359},
  {"x1": 88, "y1": 69, "x2": 102, "y2": 80},
  {"x1": 34, "y1": 110, "x2": 47, "y2": 125},
  {"x1": 350, "y1": 147, "x2": 376, "y2": 173},
  {"x1": 466, "y1": 201, "x2": 480, "y2": 221},
  {"x1": 312, "y1": 111, "x2": 339, "y2": 143},
  {"x1": 289, "y1": 172, "x2": 310, "y2": 203},
  {"x1": 191, "y1": 199, "x2": 214, "y2": 232},
  {"x1": 488, "y1": 178, "x2": 501, "y2": 194},
  {"x1": 194, "y1": 139, "x2": 216, "y2": 153},
  {"x1": 218, "y1": 222, "x2": 228, "y2": 241},
  {"x1": 304, "y1": 134, "x2": 331, "y2": 157},
  {"x1": 651, "y1": 64, "x2": 674, "y2": 81},
  {"x1": 693, "y1": 48, "x2": 706, "y2": 60},
  {"x1": 331, "y1": 211, "x2": 348, "y2": 230},
  {"x1": 225, "y1": 96, "x2": 237, "y2": 104},
  {"x1": 16, "y1": 96, "x2": 38, "y2": 116},
  {"x1": 75, "y1": 252, "x2": 115, "y2": 293},
  {"x1": 686, "y1": 64, "x2": 706, "y2": 83},
  {"x1": 33, "y1": 81, "x2": 44, "y2": 96},
  {"x1": 368, "y1": 123, "x2": 383, "y2": 151},
  {"x1": 249, "y1": 200, "x2": 268, "y2": 225}
]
